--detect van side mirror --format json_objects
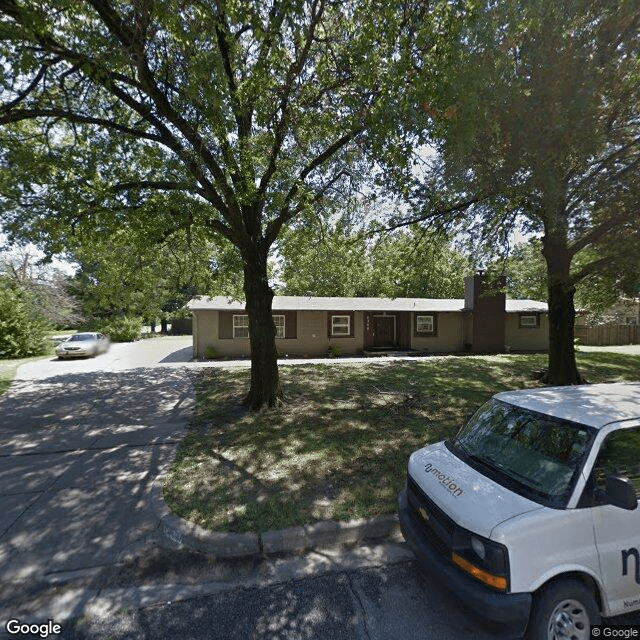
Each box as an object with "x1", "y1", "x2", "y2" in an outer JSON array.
[{"x1": 605, "y1": 475, "x2": 638, "y2": 511}]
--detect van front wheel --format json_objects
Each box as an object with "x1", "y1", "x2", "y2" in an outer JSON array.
[{"x1": 527, "y1": 578, "x2": 600, "y2": 640}]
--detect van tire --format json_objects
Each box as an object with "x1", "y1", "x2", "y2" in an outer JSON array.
[{"x1": 526, "y1": 578, "x2": 600, "y2": 640}]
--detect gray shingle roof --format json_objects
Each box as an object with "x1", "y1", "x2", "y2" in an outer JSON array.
[{"x1": 188, "y1": 295, "x2": 548, "y2": 313}]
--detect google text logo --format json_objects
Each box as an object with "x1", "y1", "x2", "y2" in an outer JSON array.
[{"x1": 5, "y1": 619, "x2": 62, "y2": 638}]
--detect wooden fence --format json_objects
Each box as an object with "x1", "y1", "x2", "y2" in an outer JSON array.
[{"x1": 575, "y1": 324, "x2": 640, "y2": 346}]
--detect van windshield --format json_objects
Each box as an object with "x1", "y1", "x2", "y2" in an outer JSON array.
[{"x1": 451, "y1": 399, "x2": 596, "y2": 508}]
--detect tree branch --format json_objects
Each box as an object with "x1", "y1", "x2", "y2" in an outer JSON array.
[
  {"x1": 258, "y1": 0, "x2": 325, "y2": 197},
  {"x1": 1, "y1": 59, "x2": 59, "y2": 110},
  {"x1": 374, "y1": 195, "x2": 483, "y2": 234},
  {"x1": 568, "y1": 211, "x2": 632, "y2": 257},
  {"x1": 84, "y1": 1, "x2": 239, "y2": 217},
  {"x1": 571, "y1": 255, "x2": 619, "y2": 285},
  {"x1": 0, "y1": 107, "x2": 165, "y2": 143},
  {"x1": 108, "y1": 180, "x2": 206, "y2": 198},
  {"x1": 264, "y1": 127, "x2": 361, "y2": 247}
]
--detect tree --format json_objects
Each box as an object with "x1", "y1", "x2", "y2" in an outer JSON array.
[
  {"x1": 0, "y1": 267, "x2": 51, "y2": 358},
  {"x1": 279, "y1": 210, "x2": 371, "y2": 296},
  {"x1": 67, "y1": 228, "x2": 241, "y2": 327},
  {"x1": 280, "y1": 212, "x2": 471, "y2": 298},
  {"x1": 1, "y1": 249, "x2": 83, "y2": 327},
  {"x1": 412, "y1": 0, "x2": 640, "y2": 384},
  {"x1": 367, "y1": 228, "x2": 470, "y2": 299},
  {"x1": 502, "y1": 240, "x2": 640, "y2": 322},
  {"x1": 0, "y1": 0, "x2": 450, "y2": 407}
]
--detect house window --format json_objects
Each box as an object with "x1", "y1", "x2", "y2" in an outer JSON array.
[
  {"x1": 233, "y1": 315, "x2": 249, "y2": 338},
  {"x1": 416, "y1": 315, "x2": 435, "y2": 334},
  {"x1": 415, "y1": 314, "x2": 437, "y2": 336},
  {"x1": 519, "y1": 314, "x2": 539, "y2": 328},
  {"x1": 273, "y1": 315, "x2": 285, "y2": 338},
  {"x1": 331, "y1": 315, "x2": 351, "y2": 336}
]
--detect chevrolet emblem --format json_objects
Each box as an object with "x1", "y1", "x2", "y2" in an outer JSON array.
[{"x1": 418, "y1": 507, "x2": 429, "y2": 521}]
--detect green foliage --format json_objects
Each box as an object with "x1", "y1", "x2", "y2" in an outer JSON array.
[
  {"x1": 0, "y1": 0, "x2": 468, "y2": 406},
  {"x1": 434, "y1": 0, "x2": 640, "y2": 273},
  {"x1": 204, "y1": 346, "x2": 218, "y2": 360},
  {"x1": 407, "y1": 0, "x2": 640, "y2": 383},
  {"x1": 501, "y1": 241, "x2": 547, "y2": 301},
  {"x1": 0, "y1": 0, "x2": 447, "y2": 256},
  {"x1": 67, "y1": 229, "x2": 241, "y2": 323},
  {"x1": 502, "y1": 240, "x2": 640, "y2": 316},
  {"x1": 99, "y1": 316, "x2": 143, "y2": 343},
  {"x1": 0, "y1": 285, "x2": 50, "y2": 358},
  {"x1": 280, "y1": 211, "x2": 471, "y2": 298},
  {"x1": 1, "y1": 250, "x2": 83, "y2": 328}
]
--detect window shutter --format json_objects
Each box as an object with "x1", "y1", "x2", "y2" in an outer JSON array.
[
  {"x1": 218, "y1": 311, "x2": 234, "y2": 339},
  {"x1": 284, "y1": 311, "x2": 297, "y2": 339}
]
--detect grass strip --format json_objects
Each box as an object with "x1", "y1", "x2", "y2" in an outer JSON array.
[{"x1": 0, "y1": 355, "x2": 52, "y2": 395}]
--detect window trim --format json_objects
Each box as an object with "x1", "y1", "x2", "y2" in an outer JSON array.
[
  {"x1": 273, "y1": 314, "x2": 285, "y2": 339},
  {"x1": 414, "y1": 313, "x2": 438, "y2": 337},
  {"x1": 232, "y1": 314, "x2": 250, "y2": 339},
  {"x1": 416, "y1": 315, "x2": 434, "y2": 334},
  {"x1": 331, "y1": 314, "x2": 351, "y2": 337},
  {"x1": 519, "y1": 314, "x2": 540, "y2": 328}
]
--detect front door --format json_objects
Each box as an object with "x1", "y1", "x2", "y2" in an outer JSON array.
[
  {"x1": 373, "y1": 315, "x2": 396, "y2": 348},
  {"x1": 590, "y1": 426, "x2": 640, "y2": 615}
]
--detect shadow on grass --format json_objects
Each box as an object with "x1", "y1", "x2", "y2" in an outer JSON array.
[{"x1": 165, "y1": 351, "x2": 640, "y2": 533}]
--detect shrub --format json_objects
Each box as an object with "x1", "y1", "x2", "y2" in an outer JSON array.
[
  {"x1": 100, "y1": 316, "x2": 143, "y2": 342},
  {"x1": 329, "y1": 344, "x2": 343, "y2": 357},
  {"x1": 204, "y1": 346, "x2": 217, "y2": 359},
  {"x1": 0, "y1": 287, "x2": 50, "y2": 358}
]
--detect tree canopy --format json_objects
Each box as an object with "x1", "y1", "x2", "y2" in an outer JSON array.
[
  {"x1": 406, "y1": 0, "x2": 640, "y2": 383},
  {"x1": 0, "y1": 252, "x2": 59, "y2": 357},
  {"x1": 502, "y1": 240, "x2": 640, "y2": 322},
  {"x1": 280, "y1": 212, "x2": 470, "y2": 298},
  {"x1": 67, "y1": 228, "x2": 242, "y2": 325}
]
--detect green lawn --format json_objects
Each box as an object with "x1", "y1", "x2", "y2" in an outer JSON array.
[{"x1": 163, "y1": 351, "x2": 640, "y2": 534}]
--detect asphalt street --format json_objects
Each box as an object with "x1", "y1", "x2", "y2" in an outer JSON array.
[{"x1": 63, "y1": 561, "x2": 498, "y2": 640}]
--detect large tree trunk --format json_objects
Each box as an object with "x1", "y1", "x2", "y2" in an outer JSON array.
[
  {"x1": 541, "y1": 232, "x2": 584, "y2": 385},
  {"x1": 241, "y1": 245, "x2": 282, "y2": 409}
]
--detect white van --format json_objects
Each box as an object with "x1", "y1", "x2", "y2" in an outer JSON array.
[{"x1": 398, "y1": 382, "x2": 640, "y2": 639}]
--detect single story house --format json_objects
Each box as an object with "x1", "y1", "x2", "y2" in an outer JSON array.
[{"x1": 188, "y1": 273, "x2": 549, "y2": 359}]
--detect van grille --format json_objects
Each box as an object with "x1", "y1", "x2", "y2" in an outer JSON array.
[{"x1": 406, "y1": 475, "x2": 456, "y2": 556}]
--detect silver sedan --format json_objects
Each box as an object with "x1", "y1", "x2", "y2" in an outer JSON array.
[{"x1": 55, "y1": 332, "x2": 110, "y2": 359}]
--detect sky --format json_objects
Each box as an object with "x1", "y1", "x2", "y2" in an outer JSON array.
[{"x1": 0, "y1": 233, "x2": 78, "y2": 277}]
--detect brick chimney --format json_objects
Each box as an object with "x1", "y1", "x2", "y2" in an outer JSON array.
[{"x1": 464, "y1": 271, "x2": 506, "y2": 353}]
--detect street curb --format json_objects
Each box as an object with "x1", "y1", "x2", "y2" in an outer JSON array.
[{"x1": 150, "y1": 474, "x2": 400, "y2": 559}]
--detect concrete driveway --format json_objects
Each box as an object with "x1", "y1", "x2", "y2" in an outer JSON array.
[
  {"x1": 0, "y1": 337, "x2": 197, "y2": 603},
  {"x1": 19, "y1": 335, "x2": 196, "y2": 380}
]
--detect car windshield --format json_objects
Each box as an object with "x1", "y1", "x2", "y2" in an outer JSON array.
[
  {"x1": 451, "y1": 399, "x2": 596, "y2": 508},
  {"x1": 68, "y1": 334, "x2": 95, "y2": 342}
]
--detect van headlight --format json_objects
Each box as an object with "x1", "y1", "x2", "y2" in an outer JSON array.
[{"x1": 452, "y1": 529, "x2": 509, "y2": 591}]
